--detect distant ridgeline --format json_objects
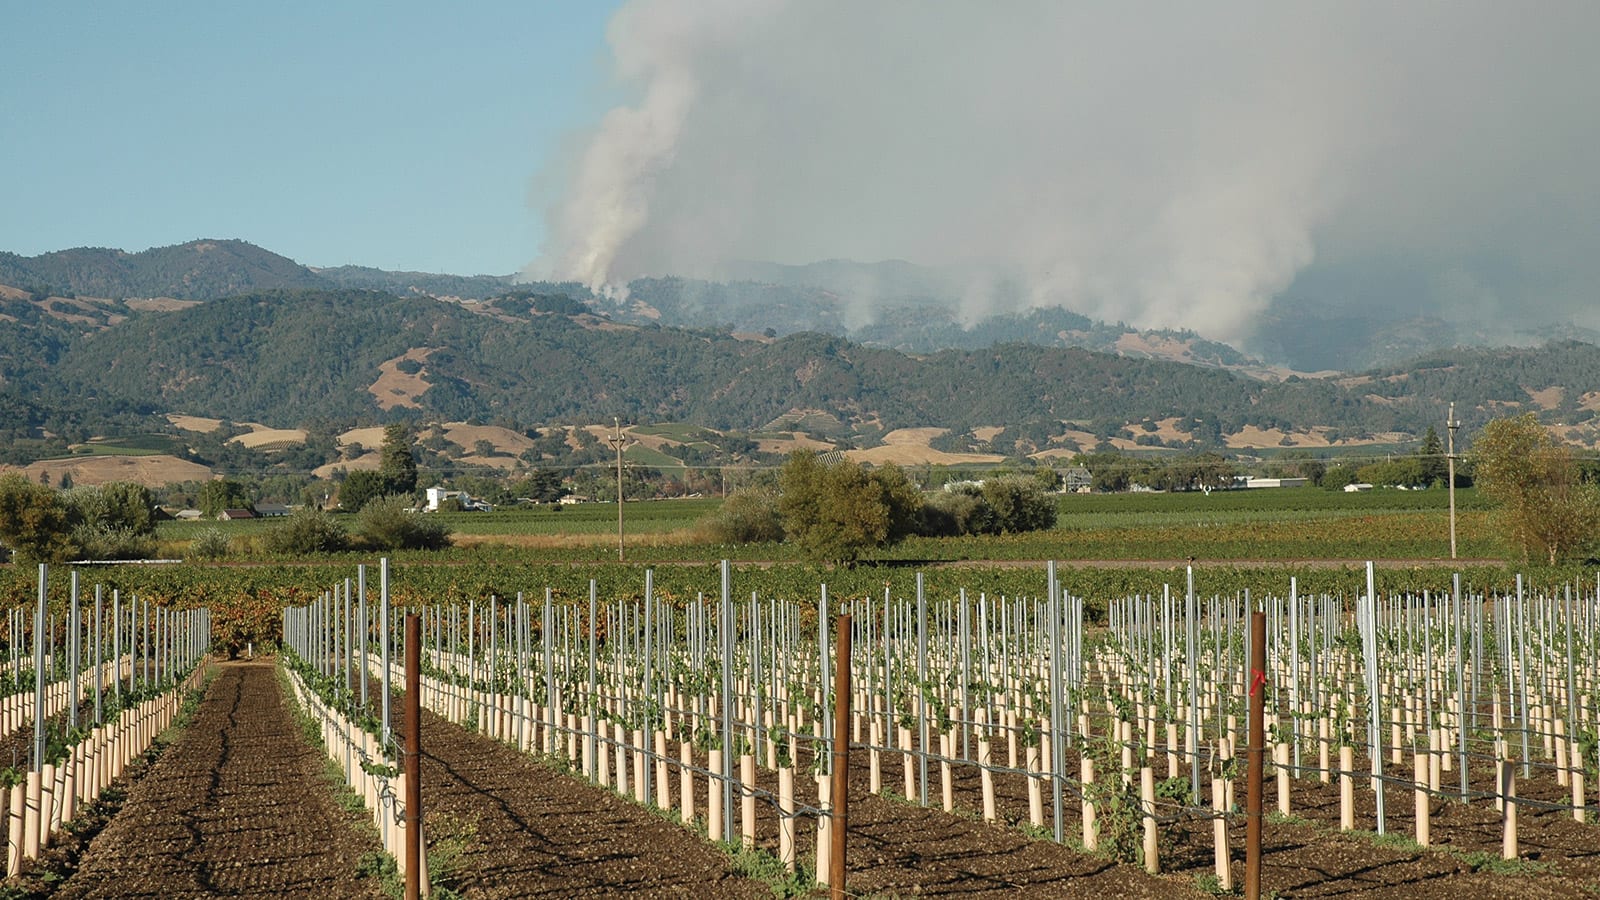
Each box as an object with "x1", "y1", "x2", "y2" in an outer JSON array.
[{"x1": 1, "y1": 239, "x2": 1598, "y2": 463}]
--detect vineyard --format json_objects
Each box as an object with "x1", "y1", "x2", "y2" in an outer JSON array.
[
  {"x1": 0, "y1": 553, "x2": 1596, "y2": 896},
  {"x1": 0, "y1": 566, "x2": 210, "y2": 885},
  {"x1": 272, "y1": 559, "x2": 1599, "y2": 897}
]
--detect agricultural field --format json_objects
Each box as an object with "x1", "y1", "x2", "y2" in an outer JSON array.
[
  {"x1": 154, "y1": 484, "x2": 1505, "y2": 566},
  {"x1": 272, "y1": 562, "x2": 1600, "y2": 896},
  {"x1": 1, "y1": 478, "x2": 1595, "y2": 896}
]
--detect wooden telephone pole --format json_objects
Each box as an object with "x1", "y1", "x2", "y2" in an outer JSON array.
[
  {"x1": 606, "y1": 418, "x2": 628, "y2": 560},
  {"x1": 1447, "y1": 403, "x2": 1460, "y2": 559}
]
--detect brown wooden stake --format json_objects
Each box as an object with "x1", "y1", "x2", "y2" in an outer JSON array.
[
  {"x1": 830, "y1": 613, "x2": 852, "y2": 900},
  {"x1": 1246, "y1": 610, "x2": 1266, "y2": 900},
  {"x1": 404, "y1": 614, "x2": 423, "y2": 900}
]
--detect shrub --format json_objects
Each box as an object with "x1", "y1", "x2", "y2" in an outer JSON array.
[
  {"x1": 1321, "y1": 465, "x2": 1358, "y2": 491},
  {"x1": 0, "y1": 473, "x2": 75, "y2": 562},
  {"x1": 980, "y1": 476, "x2": 1058, "y2": 533},
  {"x1": 262, "y1": 508, "x2": 350, "y2": 555},
  {"x1": 338, "y1": 470, "x2": 392, "y2": 512},
  {"x1": 778, "y1": 452, "x2": 921, "y2": 564},
  {"x1": 356, "y1": 495, "x2": 451, "y2": 551},
  {"x1": 71, "y1": 524, "x2": 158, "y2": 561},
  {"x1": 707, "y1": 487, "x2": 785, "y2": 543},
  {"x1": 188, "y1": 527, "x2": 231, "y2": 561},
  {"x1": 918, "y1": 489, "x2": 996, "y2": 537}
]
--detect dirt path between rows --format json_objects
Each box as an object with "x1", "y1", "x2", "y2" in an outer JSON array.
[
  {"x1": 54, "y1": 660, "x2": 386, "y2": 900},
  {"x1": 415, "y1": 705, "x2": 767, "y2": 898}
]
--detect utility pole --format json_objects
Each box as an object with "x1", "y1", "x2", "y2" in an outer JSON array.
[
  {"x1": 606, "y1": 418, "x2": 627, "y2": 561},
  {"x1": 1447, "y1": 402, "x2": 1460, "y2": 559}
]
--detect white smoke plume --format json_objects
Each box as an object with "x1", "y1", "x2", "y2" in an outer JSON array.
[
  {"x1": 538, "y1": 1, "x2": 1600, "y2": 342},
  {"x1": 543, "y1": 0, "x2": 784, "y2": 298}
]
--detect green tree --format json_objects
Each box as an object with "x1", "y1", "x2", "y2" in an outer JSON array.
[
  {"x1": 61, "y1": 481, "x2": 159, "y2": 561},
  {"x1": 510, "y1": 469, "x2": 565, "y2": 503},
  {"x1": 1321, "y1": 465, "x2": 1358, "y2": 491},
  {"x1": 337, "y1": 470, "x2": 391, "y2": 512},
  {"x1": 198, "y1": 478, "x2": 252, "y2": 518},
  {"x1": 1355, "y1": 457, "x2": 1424, "y2": 488},
  {"x1": 1417, "y1": 426, "x2": 1447, "y2": 487},
  {"x1": 918, "y1": 488, "x2": 996, "y2": 537},
  {"x1": 1160, "y1": 452, "x2": 1237, "y2": 493},
  {"x1": 777, "y1": 451, "x2": 920, "y2": 564},
  {"x1": 1469, "y1": 413, "x2": 1600, "y2": 564},
  {"x1": 0, "y1": 474, "x2": 76, "y2": 562},
  {"x1": 380, "y1": 423, "x2": 419, "y2": 496},
  {"x1": 1077, "y1": 451, "x2": 1130, "y2": 492},
  {"x1": 95, "y1": 482, "x2": 157, "y2": 533},
  {"x1": 980, "y1": 476, "x2": 1058, "y2": 533}
]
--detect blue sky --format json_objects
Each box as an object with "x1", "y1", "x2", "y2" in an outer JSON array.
[{"x1": 1, "y1": 2, "x2": 624, "y2": 275}]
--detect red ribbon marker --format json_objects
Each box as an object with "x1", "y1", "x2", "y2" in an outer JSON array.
[{"x1": 1249, "y1": 668, "x2": 1267, "y2": 697}]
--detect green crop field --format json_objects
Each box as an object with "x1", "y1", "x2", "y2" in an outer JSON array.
[
  {"x1": 154, "y1": 485, "x2": 1505, "y2": 566},
  {"x1": 158, "y1": 517, "x2": 278, "y2": 540},
  {"x1": 157, "y1": 498, "x2": 718, "y2": 544},
  {"x1": 59, "y1": 484, "x2": 1579, "y2": 647}
]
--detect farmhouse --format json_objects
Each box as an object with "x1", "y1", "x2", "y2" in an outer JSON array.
[
  {"x1": 425, "y1": 486, "x2": 492, "y2": 512},
  {"x1": 218, "y1": 508, "x2": 256, "y2": 521},
  {"x1": 1061, "y1": 466, "x2": 1092, "y2": 493}
]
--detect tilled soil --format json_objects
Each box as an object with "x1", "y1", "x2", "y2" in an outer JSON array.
[
  {"x1": 914, "y1": 737, "x2": 1600, "y2": 898},
  {"x1": 413, "y1": 708, "x2": 1207, "y2": 898},
  {"x1": 414, "y1": 706, "x2": 768, "y2": 898},
  {"x1": 725, "y1": 742, "x2": 1208, "y2": 898},
  {"x1": 37, "y1": 657, "x2": 1589, "y2": 898},
  {"x1": 53, "y1": 660, "x2": 387, "y2": 900},
  {"x1": 843, "y1": 784, "x2": 1208, "y2": 898}
]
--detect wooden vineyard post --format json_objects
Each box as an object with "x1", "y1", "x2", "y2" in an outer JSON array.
[
  {"x1": 1246, "y1": 610, "x2": 1265, "y2": 900},
  {"x1": 830, "y1": 612, "x2": 852, "y2": 900},
  {"x1": 404, "y1": 613, "x2": 423, "y2": 900}
]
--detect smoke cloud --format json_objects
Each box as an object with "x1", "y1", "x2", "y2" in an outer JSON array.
[{"x1": 538, "y1": 1, "x2": 1600, "y2": 342}]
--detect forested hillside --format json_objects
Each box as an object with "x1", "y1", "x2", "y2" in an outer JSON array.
[
  {"x1": 40, "y1": 288, "x2": 1282, "y2": 430},
  {"x1": 312, "y1": 265, "x2": 519, "y2": 299},
  {"x1": 5, "y1": 239, "x2": 1600, "y2": 464},
  {"x1": 29, "y1": 288, "x2": 1600, "y2": 446},
  {"x1": 0, "y1": 240, "x2": 328, "y2": 299}
]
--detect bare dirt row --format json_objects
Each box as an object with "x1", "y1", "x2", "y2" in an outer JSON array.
[
  {"x1": 51, "y1": 660, "x2": 386, "y2": 899},
  {"x1": 413, "y1": 705, "x2": 768, "y2": 898},
  {"x1": 18, "y1": 658, "x2": 1597, "y2": 898}
]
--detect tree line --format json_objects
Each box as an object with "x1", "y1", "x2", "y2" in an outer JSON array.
[{"x1": 706, "y1": 450, "x2": 1059, "y2": 564}]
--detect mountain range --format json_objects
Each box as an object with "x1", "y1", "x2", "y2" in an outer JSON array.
[{"x1": 2, "y1": 239, "x2": 1598, "y2": 474}]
